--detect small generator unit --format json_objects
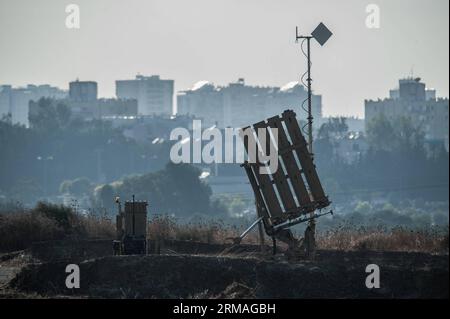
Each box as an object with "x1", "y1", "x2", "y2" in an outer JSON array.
[{"x1": 113, "y1": 195, "x2": 148, "y2": 255}]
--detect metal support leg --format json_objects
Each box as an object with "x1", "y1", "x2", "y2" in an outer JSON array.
[
  {"x1": 304, "y1": 220, "x2": 316, "y2": 259},
  {"x1": 258, "y1": 221, "x2": 265, "y2": 252},
  {"x1": 272, "y1": 237, "x2": 277, "y2": 255}
]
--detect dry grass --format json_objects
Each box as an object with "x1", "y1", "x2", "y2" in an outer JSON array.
[
  {"x1": 0, "y1": 203, "x2": 115, "y2": 253},
  {"x1": 1, "y1": 206, "x2": 448, "y2": 254},
  {"x1": 77, "y1": 215, "x2": 115, "y2": 239},
  {"x1": 147, "y1": 215, "x2": 260, "y2": 244},
  {"x1": 316, "y1": 225, "x2": 449, "y2": 254},
  {"x1": 147, "y1": 215, "x2": 448, "y2": 254}
]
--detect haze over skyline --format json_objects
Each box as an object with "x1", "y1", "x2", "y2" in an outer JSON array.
[{"x1": 0, "y1": 0, "x2": 448, "y2": 118}]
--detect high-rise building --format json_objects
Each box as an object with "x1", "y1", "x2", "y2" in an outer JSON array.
[
  {"x1": 0, "y1": 84, "x2": 67, "y2": 126},
  {"x1": 365, "y1": 77, "x2": 449, "y2": 150},
  {"x1": 389, "y1": 79, "x2": 436, "y2": 102},
  {"x1": 177, "y1": 78, "x2": 322, "y2": 128},
  {"x1": 177, "y1": 81, "x2": 223, "y2": 127},
  {"x1": 276, "y1": 81, "x2": 322, "y2": 126},
  {"x1": 29, "y1": 80, "x2": 138, "y2": 122},
  {"x1": 0, "y1": 85, "x2": 12, "y2": 118},
  {"x1": 116, "y1": 75, "x2": 174, "y2": 116},
  {"x1": 69, "y1": 80, "x2": 98, "y2": 102}
]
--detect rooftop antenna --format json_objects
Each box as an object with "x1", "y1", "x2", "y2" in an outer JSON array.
[{"x1": 295, "y1": 22, "x2": 333, "y2": 252}]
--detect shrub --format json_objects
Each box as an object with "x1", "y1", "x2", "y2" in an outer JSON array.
[
  {"x1": 0, "y1": 203, "x2": 115, "y2": 253},
  {"x1": 0, "y1": 211, "x2": 64, "y2": 252},
  {"x1": 32, "y1": 202, "x2": 77, "y2": 232}
]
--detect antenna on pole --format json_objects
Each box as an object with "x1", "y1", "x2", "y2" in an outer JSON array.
[
  {"x1": 295, "y1": 22, "x2": 333, "y2": 156},
  {"x1": 295, "y1": 22, "x2": 332, "y2": 258}
]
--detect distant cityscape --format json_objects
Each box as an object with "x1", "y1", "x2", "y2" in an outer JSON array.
[{"x1": 0, "y1": 74, "x2": 448, "y2": 165}]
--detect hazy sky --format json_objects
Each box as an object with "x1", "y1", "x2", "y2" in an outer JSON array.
[{"x1": 0, "y1": 0, "x2": 448, "y2": 118}]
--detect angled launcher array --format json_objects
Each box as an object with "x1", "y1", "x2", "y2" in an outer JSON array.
[{"x1": 240, "y1": 109, "x2": 332, "y2": 256}]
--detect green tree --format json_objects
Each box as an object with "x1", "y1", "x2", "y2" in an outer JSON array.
[
  {"x1": 318, "y1": 117, "x2": 348, "y2": 140},
  {"x1": 59, "y1": 177, "x2": 93, "y2": 196},
  {"x1": 29, "y1": 98, "x2": 72, "y2": 133},
  {"x1": 394, "y1": 116, "x2": 425, "y2": 153},
  {"x1": 366, "y1": 114, "x2": 396, "y2": 151},
  {"x1": 366, "y1": 114, "x2": 424, "y2": 153},
  {"x1": 97, "y1": 184, "x2": 115, "y2": 214},
  {"x1": 111, "y1": 163, "x2": 213, "y2": 216}
]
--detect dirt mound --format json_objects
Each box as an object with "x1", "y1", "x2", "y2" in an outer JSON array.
[{"x1": 10, "y1": 251, "x2": 449, "y2": 298}]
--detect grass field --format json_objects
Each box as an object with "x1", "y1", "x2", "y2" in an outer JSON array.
[{"x1": 1, "y1": 203, "x2": 448, "y2": 254}]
